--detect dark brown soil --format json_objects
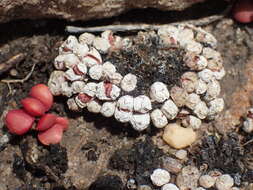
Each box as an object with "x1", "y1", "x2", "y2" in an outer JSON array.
[{"x1": 105, "y1": 32, "x2": 188, "y2": 96}]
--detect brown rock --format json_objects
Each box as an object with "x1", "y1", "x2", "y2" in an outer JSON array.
[
  {"x1": 0, "y1": 0, "x2": 206, "y2": 23},
  {"x1": 215, "y1": 56, "x2": 253, "y2": 134},
  {"x1": 161, "y1": 156, "x2": 182, "y2": 174},
  {"x1": 176, "y1": 166, "x2": 200, "y2": 190}
]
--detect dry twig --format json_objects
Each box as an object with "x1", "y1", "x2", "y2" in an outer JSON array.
[
  {"x1": 0, "y1": 53, "x2": 25, "y2": 76},
  {"x1": 0, "y1": 63, "x2": 36, "y2": 95}
]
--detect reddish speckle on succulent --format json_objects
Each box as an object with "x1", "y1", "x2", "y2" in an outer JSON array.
[
  {"x1": 104, "y1": 82, "x2": 112, "y2": 97},
  {"x1": 73, "y1": 65, "x2": 84, "y2": 75},
  {"x1": 21, "y1": 97, "x2": 47, "y2": 116},
  {"x1": 5, "y1": 109, "x2": 35, "y2": 135},
  {"x1": 86, "y1": 54, "x2": 102, "y2": 64},
  {"x1": 108, "y1": 32, "x2": 115, "y2": 45},
  {"x1": 36, "y1": 114, "x2": 57, "y2": 131},
  {"x1": 29, "y1": 84, "x2": 53, "y2": 111},
  {"x1": 78, "y1": 93, "x2": 92, "y2": 103},
  {"x1": 38, "y1": 124, "x2": 64, "y2": 145},
  {"x1": 234, "y1": 0, "x2": 253, "y2": 23},
  {"x1": 55, "y1": 117, "x2": 69, "y2": 131}
]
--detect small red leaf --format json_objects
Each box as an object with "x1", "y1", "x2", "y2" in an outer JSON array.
[
  {"x1": 55, "y1": 117, "x2": 69, "y2": 131},
  {"x1": 29, "y1": 84, "x2": 53, "y2": 111},
  {"x1": 234, "y1": 0, "x2": 253, "y2": 23},
  {"x1": 36, "y1": 114, "x2": 57, "y2": 131},
  {"x1": 5, "y1": 109, "x2": 35, "y2": 135},
  {"x1": 21, "y1": 97, "x2": 47, "y2": 116},
  {"x1": 38, "y1": 124, "x2": 64, "y2": 145}
]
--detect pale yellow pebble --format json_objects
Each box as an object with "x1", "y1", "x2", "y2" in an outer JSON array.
[{"x1": 162, "y1": 123, "x2": 197, "y2": 149}]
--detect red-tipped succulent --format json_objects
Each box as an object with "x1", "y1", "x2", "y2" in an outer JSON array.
[
  {"x1": 4, "y1": 84, "x2": 69, "y2": 146},
  {"x1": 55, "y1": 117, "x2": 69, "y2": 131},
  {"x1": 234, "y1": 0, "x2": 253, "y2": 23},
  {"x1": 38, "y1": 124, "x2": 64, "y2": 145},
  {"x1": 36, "y1": 114, "x2": 57, "y2": 131},
  {"x1": 21, "y1": 97, "x2": 47, "y2": 116},
  {"x1": 29, "y1": 84, "x2": 53, "y2": 111},
  {"x1": 5, "y1": 109, "x2": 35, "y2": 135}
]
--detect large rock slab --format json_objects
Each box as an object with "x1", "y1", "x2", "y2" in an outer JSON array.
[{"x1": 0, "y1": 0, "x2": 206, "y2": 23}]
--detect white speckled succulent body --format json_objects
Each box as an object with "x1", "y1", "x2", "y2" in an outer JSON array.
[{"x1": 48, "y1": 24, "x2": 225, "y2": 131}]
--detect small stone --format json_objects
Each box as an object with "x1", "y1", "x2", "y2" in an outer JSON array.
[
  {"x1": 208, "y1": 98, "x2": 224, "y2": 116},
  {"x1": 176, "y1": 166, "x2": 200, "y2": 190},
  {"x1": 181, "y1": 72, "x2": 198, "y2": 93},
  {"x1": 79, "y1": 32, "x2": 95, "y2": 45},
  {"x1": 74, "y1": 63, "x2": 87, "y2": 75},
  {"x1": 198, "y1": 69, "x2": 214, "y2": 83},
  {"x1": 158, "y1": 25, "x2": 179, "y2": 40},
  {"x1": 213, "y1": 67, "x2": 226, "y2": 80},
  {"x1": 75, "y1": 94, "x2": 90, "y2": 108},
  {"x1": 117, "y1": 95, "x2": 134, "y2": 111},
  {"x1": 208, "y1": 170, "x2": 222, "y2": 180},
  {"x1": 102, "y1": 61, "x2": 116, "y2": 78},
  {"x1": 163, "y1": 123, "x2": 197, "y2": 149},
  {"x1": 199, "y1": 175, "x2": 215, "y2": 188},
  {"x1": 83, "y1": 82, "x2": 97, "y2": 97},
  {"x1": 175, "y1": 149, "x2": 187, "y2": 160},
  {"x1": 133, "y1": 95, "x2": 152, "y2": 113},
  {"x1": 150, "y1": 82, "x2": 170, "y2": 103},
  {"x1": 185, "y1": 40, "x2": 203, "y2": 55},
  {"x1": 182, "y1": 115, "x2": 202, "y2": 130},
  {"x1": 161, "y1": 183, "x2": 179, "y2": 190},
  {"x1": 96, "y1": 82, "x2": 120, "y2": 100},
  {"x1": 151, "y1": 109, "x2": 168, "y2": 128},
  {"x1": 96, "y1": 82, "x2": 111, "y2": 100},
  {"x1": 65, "y1": 68, "x2": 82, "y2": 81},
  {"x1": 184, "y1": 52, "x2": 207, "y2": 71},
  {"x1": 205, "y1": 79, "x2": 221, "y2": 101},
  {"x1": 161, "y1": 99, "x2": 179, "y2": 120},
  {"x1": 215, "y1": 174, "x2": 234, "y2": 190},
  {"x1": 177, "y1": 28, "x2": 194, "y2": 46},
  {"x1": 48, "y1": 71, "x2": 66, "y2": 96},
  {"x1": 74, "y1": 43, "x2": 89, "y2": 59},
  {"x1": 150, "y1": 168, "x2": 171, "y2": 186},
  {"x1": 195, "y1": 79, "x2": 207, "y2": 95},
  {"x1": 121, "y1": 73, "x2": 137, "y2": 92},
  {"x1": 162, "y1": 156, "x2": 182, "y2": 174},
  {"x1": 127, "y1": 179, "x2": 137, "y2": 190},
  {"x1": 89, "y1": 64, "x2": 103, "y2": 80},
  {"x1": 71, "y1": 81, "x2": 86, "y2": 94},
  {"x1": 67, "y1": 98, "x2": 80, "y2": 111},
  {"x1": 243, "y1": 118, "x2": 253, "y2": 133},
  {"x1": 114, "y1": 108, "x2": 132, "y2": 123},
  {"x1": 100, "y1": 102, "x2": 116, "y2": 117},
  {"x1": 185, "y1": 93, "x2": 201, "y2": 110},
  {"x1": 138, "y1": 185, "x2": 152, "y2": 190},
  {"x1": 59, "y1": 35, "x2": 78, "y2": 54},
  {"x1": 87, "y1": 100, "x2": 101, "y2": 113},
  {"x1": 108, "y1": 72, "x2": 123, "y2": 85},
  {"x1": 203, "y1": 48, "x2": 223, "y2": 71},
  {"x1": 93, "y1": 37, "x2": 111, "y2": 53},
  {"x1": 195, "y1": 188, "x2": 206, "y2": 190},
  {"x1": 195, "y1": 29, "x2": 217, "y2": 48},
  {"x1": 170, "y1": 86, "x2": 188, "y2": 107},
  {"x1": 194, "y1": 101, "x2": 209, "y2": 119},
  {"x1": 231, "y1": 187, "x2": 240, "y2": 190},
  {"x1": 130, "y1": 113, "x2": 150, "y2": 131},
  {"x1": 82, "y1": 47, "x2": 102, "y2": 67},
  {"x1": 158, "y1": 25, "x2": 179, "y2": 46},
  {"x1": 61, "y1": 82, "x2": 73, "y2": 97},
  {"x1": 54, "y1": 53, "x2": 80, "y2": 70}
]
